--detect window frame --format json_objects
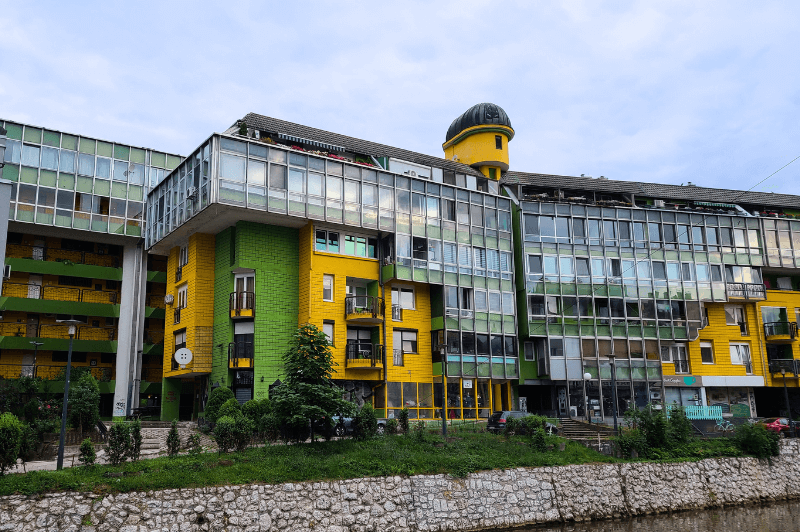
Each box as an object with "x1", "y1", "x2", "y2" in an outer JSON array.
[
  {"x1": 700, "y1": 341, "x2": 714, "y2": 364},
  {"x1": 322, "y1": 274, "x2": 334, "y2": 302},
  {"x1": 391, "y1": 285, "x2": 416, "y2": 310}
]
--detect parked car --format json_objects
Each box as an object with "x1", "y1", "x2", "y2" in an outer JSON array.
[
  {"x1": 487, "y1": 411, "x2": 559, "y2": 435},
  {"x1": 758, "y1": 417, "x2": 793, "y2": 435}
]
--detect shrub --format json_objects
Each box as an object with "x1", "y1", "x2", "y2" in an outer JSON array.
[
  {"x1": 386, "y1": 418, "x2": 399, "y2": 435},
  {"x1": 166, "y1": 420, "x2": 181, "y2": 457},
  {"x1": 667, "y1": 407, "x2": 693, "y2": 445},
  {"x1": 68, "y1": 373, "x2": 100, "y2": 436},
  {"x1": 0, "y1": 412, "x2": 24, "y2": 474},
  {"x1": 398, "y1": 408, "x2": 410, "y2": 435},
  {"x1": 218, "y1": 398, "x2": 242, "y2": 420},
  {"x1": 78, "y1": 438, "x2": 96, "y2": 466},
  {"x1": 518, "y1": 414, "x2": 548, "y2": 435},
  {"x1": 213, "y1": 415, "x2": 236, "y2": 454},
  {"x1": 106, "y1": 422, "x2": 131, "y2": 466},
  {"x1": 128, "y1": 419, "x2": 142, "y2": 461},
  {"x1": 412, "y1": 420, "x2": 427, "y2": 442},
  {"x1": 22, "y1": 397, "x2": 42, "y2": 423},
  {"x1": 613, "y1": 427, "x2": 648, "y2": 458},
  {"x1": 503, "y1": 417, "x2": 520, "y2": 437},
  {"x1": 17, "y1": 423, "x2": 38, "y2": 464},
  {"x1": 624, "y1": 405, "x2": 669, "y2": 450},
  {"x1": 186, "y1": 433, "x2": 202, "y2": 457},
  {"x1": 353, "y1": 403, "x2": 377, "y2": 440},
  {"x1": 204, "y1": 387, "x2": 235, "y2": 423},
  {"x1": 232, "y1": 416, "x2": 253, "y2": 452},
  {"x1": 259, "y1": 413, "x2": 281, "y2": 443},
  {"x1": 530, "y1": 427, "x2": 547, "y2": 452},
  {"x1": 735, "y1": 423, "x2": 780, "y2": 459},
  {"x1": 242, "y1": 399, "x2": 269, "y2": 424}
]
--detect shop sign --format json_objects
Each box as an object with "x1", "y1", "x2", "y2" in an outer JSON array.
[{"x1": 663, "y1": 375, "x2": 703, "y2": 387}]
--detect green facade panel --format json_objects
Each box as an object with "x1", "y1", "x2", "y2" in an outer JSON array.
[
  {"x1": 0, "y1": 336, "x2": 117, "y2": 353},
  {"x1": 0, "y1": 296, "x2": 120, "y2": 318},
  {"x1": 5, "y1": 257, "x2": 123, "y2": 281}
]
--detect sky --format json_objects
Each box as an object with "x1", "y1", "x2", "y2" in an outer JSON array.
[{"x1": 1, "y1": 1, "x2": 799, "y2": 195}]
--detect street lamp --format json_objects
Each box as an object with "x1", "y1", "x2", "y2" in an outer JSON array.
[
  {"x1": 607, "y1": 354, "x2": 619, "y2": 435},
  {"x1": 440, "y1": 346, "x2": 447, "y2": 438},
  {"x1": 29, "y1": 341, "x2": 44, "y2": 377},
  {"x1": 781, "y1": 368, "x2": 796, "y2": 438},
  {"x1": 583, "y1": 372, "x2": 592, "y2": 423},
  {"x1": 56, "y1": 319, "x2": 81, "y2": 471}
]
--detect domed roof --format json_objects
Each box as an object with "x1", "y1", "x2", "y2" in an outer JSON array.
[{"x1": 445, "y1": 103, "x2": 513, "y2": 142}]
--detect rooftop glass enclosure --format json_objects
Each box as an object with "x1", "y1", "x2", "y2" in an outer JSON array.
[
  {"x1": 2, "y1": 119, "x2": 182, "y2": 236},
  {"x1": 145, "y1": 133, "x2": 519, "y2": 380}
]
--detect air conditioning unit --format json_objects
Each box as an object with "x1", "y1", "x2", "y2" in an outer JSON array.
[
  {"x1": 654, "y1": 200, "x2": 665, "y2": 208},
  {"x1": 164, "y1": 294, "x2": 174, "y2": 305},
  {"x1": 569, "y1": 406, "x2": 578, "y2": 417},
  {"x1": 187, "y1": 187, "x2": 198, "y2": 200},
  {"x1": 650, "y1": 391, "x2": 662, "y2": 401},
  {"x1": 2, "y1": 265, "x2": 10, "y2": 279}
]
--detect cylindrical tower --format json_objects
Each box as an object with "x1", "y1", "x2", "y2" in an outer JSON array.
[{"x1": 442, "y1": 103, "x2": 514, "y2": 181}]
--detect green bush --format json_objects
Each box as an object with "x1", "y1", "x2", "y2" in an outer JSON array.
[
  {"x1": 213, "y1": 415, "x2": 236, "y2": 454},
  {"x1": 624, "y1": 405, "x2": 669, "y2": 450},
  {"x1": 612, "y1": 427, "x2": 648, "y2": 458},
  {"x1": 735, "y1": 423, "x2": 780, "y2": 459},
  {"x1": 503, "y1": 417, "x2": 520, "y2": 437},
  {"x1": 386, "y1": 418, "x2": 399, "y2": 435},
  {"x1": 22, "y1": 397, "x2": 42, "y2": 422},
  {"x1": 259, "y1": 414, "x2": 281, "y2": 443},
  {"x1": 166, "y1": 420, "x2": 181, "y2": 457},
  {"x1": 79, "y1": 438, "x2": 96, "y2": 466},
  {"x1": 68, "y1": 373, "x2": 100, "y2": 435},
  {"x1": 518, "y1": 415, "x2": 548, "y2": 435},
  {"x1": 353, "y1": 403, "x2": 377, "y2": 440},
  {"x1": 412, "y1": 420, "x2": 427, "y2": 442},
  {"x1": 218, "y1": 398, "x2": 242, "y2": 420},
  {"x1": 204, "y1": 387, "x2": 235, "y2": 423},
  {"x1": 106, "y1": 422, "x2": 131, "y2": 466},
  {"x1": 186, "y1": 433, "x2": 202, "y2": 457},
  {"x1": 17, "y1": 423, "x2": 38, "y2": 464},
  {"x1": 242, "y1": 399, "x2": 270, "y2": 424},
  {"x1": 0, "y1": 412, "x2": 24, "y2": 474},
  {"x1": 398, "y1": 408, "x2": 410, "y2": 435},
  {"x1": 129, "y1": 419, "x2": 142, "y2": 461},
  {"x1": 667, "y1": 407, "x2": 693, "y2": 445},
  {"x1": 233, "y1": 416, "x2": 253, "y2": 452},
  {"x1": 530, "y1": 427, "x2": 547, "y2": 452}
]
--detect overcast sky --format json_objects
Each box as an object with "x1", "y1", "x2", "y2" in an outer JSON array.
[{"x1": 2, "y1": 1, "x2": 799, "y2": 194}]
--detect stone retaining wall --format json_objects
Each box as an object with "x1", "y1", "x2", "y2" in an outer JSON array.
[{"x1": 2, "y1": 440, "x2": 799, "y2": 532}]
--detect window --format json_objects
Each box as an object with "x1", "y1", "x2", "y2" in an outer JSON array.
[
  {"x1": 392, "y1": 286, "x2": 415, "y2": 309},
  {"x1": 729, "y1": 343, "x2": 753, "y2": 373},
  {"x1": 495, "y1": 135, "x2": 502, "y2": 149},
  {"x1": 323, "y1": 275, "x2": 334, "y2": 302},
  {"x1": 394, "y1": 330, "x2": 418, "y2": 353},
  {"x1": 177, "y1": 285, "x2": 188, "y2": 309},
  {"x1": 323, "y1": 321, "x2": 334, "y2": 345},
  {"x1": 700, "y1": 342, "x2": 714, "y2": 364},
  {"x1": 179, "y1": 245, "x2": 188, "y2": 267},
  {"x1": 724, "y1": 305, "x2": 747, "y2": 335}
]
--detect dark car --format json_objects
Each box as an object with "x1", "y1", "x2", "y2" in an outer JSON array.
[{"x1": 487, "y1": 411, "x2": 559, "y2": 434}]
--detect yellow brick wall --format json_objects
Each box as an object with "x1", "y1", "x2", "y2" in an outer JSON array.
[
  {"x1": 385, "y1": 281, "x2": 432, "y2": 385},
  {"x1": 163, "y1": 233, "x2": 215, "y2": 378},
  {"x1": 758, "y1": 290, "x2": 800, "y2": 388}
]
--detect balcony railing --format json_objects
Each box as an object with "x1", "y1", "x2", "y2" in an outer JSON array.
[
  {"x1": 229, "y1": 292, "x2": 255, "y2": 318},
  {"x1": 769, "y1": 359, "x2": 800, "y2": 375},
  {"x1": 0, "y1": 364, "x2": 114, "y2": 381},
  {"x1": 391, "y1": 304, "x2": 403, "y2": 322},
  {"x1": 228, "y1": 341, "x2": 254, "y2": 368},
  {"x1": 0, "y1": 322, "x2": 116, "y2": 341},
  {"x1": 666, "y1": 404, "x2": 723, "y2": 421},
  {"x1": 173, "y1": 308, "x2": 182, "y2": 325},
  {"x1": 2, "y1": 282, "x2": 119, "y2": 304},
  {"x1": 764, "y1": 321, "x2": 798, "y2": 340},
  {"x1": 344, "y1": 295, "x2": 385, "y2": 322},
  {"x1": 144, "y1": 330, "x2": 164, "y2": 345},
  {"x1": 175, "y1": 266, "x2": 183, "y2": 282},
  {"x1": 147, "y1": 294, "x2": 167, "y2": 309},
  {"x1": 5, "y1": 243, "x2": 121, "y2": 268},
  {"x1": 674, "y1": 359, "x2": 690, "y2": 374},
  {"x1": 345, "y1": 342, "x2": 384, "y2": 368},
  {"x1": 393, "y1": 349, "x2": 404, "y2": 367},
  {"x1": 726, "y1": 282, "x2": 767, "y2": 300}
]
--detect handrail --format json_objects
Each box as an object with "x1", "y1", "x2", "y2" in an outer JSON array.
[
  {"x1": 228, "y1": 341, "x2": 254, "y2": 367},
  {"x1": 174, "y1": 308, "x2": 181, "y2": 325},
  {"x1": 726, "y1": 282, "x2": 767, "y2": 300},
  {"x1": 0, "y1": 364, "x2": 115, "y2": 381},
  {"x1": 175, "y1": 266, "x2": 183, "y2": 282},
  {"x1": 666, "y1": 404, "x2": 723, "y2": 421},
  {"x1": 345, "y1": 342, "x2": 384, "y2": 367},
  {"x1": 769, "y1": 359, "x2": 800, "y2": 375},
  {"x1": 229, "y1": 292, "x2": 255, "y2": 316},
  {"x1": 0, "y1": 322, "x2": 116, "y2": 341},
  {"x1": 1, "y1": 281, "x2": 119, "y2": 304},
  {"x1": 764, "y1": 321, "x2": 798, "y2": 339},
  {"x1": 5, "y1": 243, "x2": 121, "y2": 268},
  {"x1": 344, "y1": 295, "x2": 385, "y2": 318},
  {"x1": 391, "y1": 304, "x2": 403, "y2": 322}
]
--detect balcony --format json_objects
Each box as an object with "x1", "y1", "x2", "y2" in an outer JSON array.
[
  {"x1": 764, "y1": 321, "x2": 798, "y2": 342},
  {"x1": 5, "y1": 243, "x2": 121, "y2": 268},
  {"x1": 391, "y1": 304, "x2": 403, "y2": 322},
  {"x1": 674, "y1": 359, "x2": 690, "y2": 374},
  {"x1": 345, "y1": 342, "x2": 384, "y2": 369},
  {"x1": 769, "y1": 359, "x2": 800, "y2": 376},
  {"x1": 175, "y1": 266, "x2": 183, "y2": 283},
  {"x1": 2, "y1": 282, "x2": 119, "y2": 304},
  {"x1": 726, "y1": 282, "x2": 767, "y2": 301},
  {"x1": 173, "y1": 308, "x2": 182, "y2": 325},
  {"x1": 229, "y1": 291, "x2": 255, "y2": 319},
  {"x1": 0, "y1": 364, "x2": 114, "y2": 381},
  {"x1": 344, "y1": 295, "x2": 385, "y2": 324},
  {"x1": 228, "y1": 341, "x2": 254, "y2": 369},
  {"x1": 0, "y1": 322, "x2": 116, "y2": 341}
]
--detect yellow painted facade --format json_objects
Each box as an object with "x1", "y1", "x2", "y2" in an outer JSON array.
[
  {"x1": 442, "y1": 125, "x2": 514, "y2": 178},
  {"x1": 758, "y1": 290, "x2": 800, "y2": 388},
  {"x1": 163, "y1": 233, "x2": 216, "y2": 378}
]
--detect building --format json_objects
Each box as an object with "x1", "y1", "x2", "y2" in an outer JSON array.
[
  {"x1": 2, "y1": 104, "x2": 800, "y2": 423},
  {"x1": 0, "y1": 118, "x2": 182, "y2": 418}
]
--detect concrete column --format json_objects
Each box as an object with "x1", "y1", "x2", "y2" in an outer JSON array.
[
  {"x1": 699, "y1": 387, "x2": 708, "y2": 407},
  {"x1": 0, "y1": 179, "x2": 11, "y2": 270},
  {"x1": 113, "y1": 243, "x2": 145, "y2": 418}
]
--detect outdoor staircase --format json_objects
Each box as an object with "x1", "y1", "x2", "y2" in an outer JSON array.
[{"x1": 559, "y1": 418, "x2": 616, "y2": 442}]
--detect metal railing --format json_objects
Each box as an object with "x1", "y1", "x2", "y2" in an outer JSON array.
[
  {"x1": 764, "y1": 321, "x2": 798, "y2": 339},
  {"x1": 769, "y1": 359, "x2": 800, "y2": 375},
  {"x1": 174, "y1": 308, "x2": 182, "y2": 325},
  {"x1": 175, "y1": 266, "x2": 183, "y2": 282},
  {"x1": 393, "y1": 349, "x2": 404, "y2": 366},
  {"x1": 345, "y1": 342, "x2": 384, "y2": 367},
  {"x1": 344, "y1": 295, "x2": 385, "y2": 319},
  {"x1": 391, "y1": 304, "x2": 403, "y2": 322},
  {"x1": 147, "y1": 294, "x2": 167, "y2": 309},
  {"x1": 2, "y1": 282, "x2": 119, "y2": 304},
  {"x1": 228, "y1": 341, "x2": 254, "y2": 368},
  {"x1": 229, "y1": 292, "x2": 255, "y2": 316},
  {"x1": 666, "y1": 404, "x2": 723, "y2": 421},
  {"x1": 0, "y1": 364, "x2": 114, "y2": 381},
  {"x1": 674, "y1": 359, "x2": 690, "y2": 374},
  {"x1": 726, "y1": 282, "x2": 767, "y2": 300},
  {"x1": 5, "y1": 243, "x2": 121, "y2": 268},
  {"x1": 0, "y1": 322, "x2": 116, "y2": 341},
  {"x1": 144, "y1": 330, "x2": 164, "y2": 345}
]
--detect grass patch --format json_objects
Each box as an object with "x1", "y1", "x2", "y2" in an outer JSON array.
[{"x1": 0, "y1": 432, "x2": 613, "y2": 496}]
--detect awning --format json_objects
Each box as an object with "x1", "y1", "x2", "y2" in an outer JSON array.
[{"x1": 276, "y1": 133, "x2": 346, "y2": 152}]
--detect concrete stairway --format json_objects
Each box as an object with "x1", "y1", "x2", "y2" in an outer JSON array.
[{"x1": 559, "y1": 418, "x2": 616, "y2": 442}]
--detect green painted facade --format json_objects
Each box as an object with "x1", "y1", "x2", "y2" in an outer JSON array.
[{"x1": 5, "y1": 257, "x2": 124, "y2": 281}]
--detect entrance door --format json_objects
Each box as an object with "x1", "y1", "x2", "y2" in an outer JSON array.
[
  {"x1": 28, "y1": 275, "x2": 42, "y2": 299},
  {"x1": 26, "y1": 315, "x2": 39, "y2": 338}
]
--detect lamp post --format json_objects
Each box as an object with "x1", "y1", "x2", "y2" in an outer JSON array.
[
  {"x1": 583, "y1": 372, "x2": 592, "y2": 423},
  {"x1": 440, "y1": 346, "x2": 447, "y2": 438},
  {"x1": 607, "y1": 354, "x2": 619, "y2": 435},
  {"x1": 29, "y1": 341, "x2": 44, "y2": 377},
  {"x1": 56, "y1": 319, "x2": 81, "y2": 471},
  {"x1": 781, "y1": 368, "x2": 796, "y2": 438}
]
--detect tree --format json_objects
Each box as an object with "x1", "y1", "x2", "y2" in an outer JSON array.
[
  {"x1": 0, "y1": 412, "x2": 24, "y2": 475},
  {"x1": 166, "y1": 420, "x2": 181, "y2": 457},
  {"x1": 68, "y1": 373, "x2": 100, "y2": 437},
  {"x1": 271, "y1": 324, "x2": 355, "y2": 441}
]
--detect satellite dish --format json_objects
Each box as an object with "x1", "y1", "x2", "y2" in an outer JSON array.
[
  {"x1": 164, "y1": 294, "x2": 174, "y2": 305},
  {"x1": 174, "y1": 347, "x2": 193, "y2": 368}
]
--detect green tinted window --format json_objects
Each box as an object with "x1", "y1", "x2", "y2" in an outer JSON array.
[
  {"x1": 113, "y1": 145, "x2": 130, "y2": 160},
  {"x1": 97, "y1": 141, "x2": 113, "y2": 157},
  {"x1": 58, "y1": 173, "x2": 75, "y2": 190},
  {"x1": 150, "y1": 152, "x2": 166, "y2": 168},
  {"x1": 130, "y1": 148, "x2": 145, "y2": 164},
  {"x1": 61, "y1": 134, "x2": 78, "y2": 150},
  {"x1": 111, "y1": 182, "x2": 127, "y2": 198},
  {"x1": 4, "y1": 123, "x2": 23, "y2": 140},
  {"x1": 76, "y1": 176, "x2": 93, "y2": 193},
  {"x1": 128, "y1": 185, "x2": 143, "y2": 201},
  {"x1": 166, "y1": 154, "x2": 181, "y2": 170},
  {"x1": 3, "y1": 164, "x2": 19, "y2": 181},
  {"x1": 23, "y1": 126, "x2": 42, "y2": 144},
  {"x1": 39, "y1": 170, "x2": 57, "y2": 187},
  {"x1": 20, "y1": 167, "x2": 38, "y2": 183},
  {"x1": 79, "y1": 138, "x2": 96, "y2": 155},
  {"x1": 42, "y1": 130, "x2": 60, "y2": 147},
  {"x1": 94, "y1": 179, "x2": 110, "y2": 196}
]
